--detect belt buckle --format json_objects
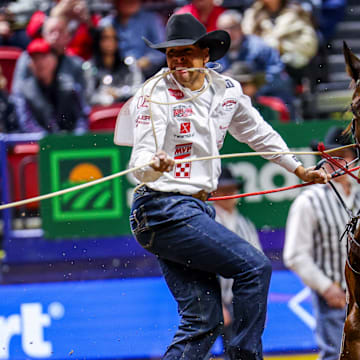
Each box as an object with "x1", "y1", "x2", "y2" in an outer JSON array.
[{"x1": 192, "y1": 190, "x2": 209, "y2": 202}]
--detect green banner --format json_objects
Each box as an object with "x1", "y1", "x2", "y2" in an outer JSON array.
[
  {"x1": 39, "y1": 134, "x2": 132, "y2": 239},
  {"x1": 221, "y1": 119, "x2": 349, "y2": 229},
  {"x1": 39, "y1": 119, "x2": 349, "y2": 239}
]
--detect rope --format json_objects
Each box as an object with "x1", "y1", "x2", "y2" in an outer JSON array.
[
  {"x1": 317, "y1": 142, "x2": 360, "y2": 183},
  {"x1": 0, "y1": 161, "x2": 155, "y2": 211},
  {"x1": 0, "y1": 145, "x2": 357, "y2": 211},
  {"x1": 143, "y1": 67, "x2": 213, "y2": 152},
  {"x1": 209, "y1": 164, "x2": 360, "y2": 201}
]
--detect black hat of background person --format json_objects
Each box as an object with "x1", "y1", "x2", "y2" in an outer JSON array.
[
  {"x1": 142, "y1": 13, "x2": 231, "y2": 62},
  {"x1": 218, "y1": 166, "x2": 244, "y2": 190},
  {"x1": 310, "y1": 126, "x2": 353, "y2": 151},
  {"x1": 228, "y1": 61, "x2": 266, "y2": 88}
]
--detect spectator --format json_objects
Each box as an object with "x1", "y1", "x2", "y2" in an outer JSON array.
[
  {"x1": 212, "y1": 166, "x2": 262, "y2": 358},
  {"x1": 0, "y1": 65, "x2": 18, "y2": 132},
  {"x1": 225, "y1": 62, "x2": 280, "y2": 123},
  {"x1": 217, "y1": 10, "x2": 295, "y2": 114},
  {"x1": 0, "y1": 5, "x2": 30, "y2": 49},
  {"x1": 241, "y1": 0, "x2": 318, "y2": 74},
  {"x1": 12, "y1": 16, "x2": 86, "y2": 96},
  {"x1": 12, "y1": 38, "x2": 88, "y2": 134},
  {"x1": 100, "y1": 0, "x2": 166, "y2": 78},
  {"x1": 284, "y1": 127, "x2": 360, "y2": 360},
  {"x1": 300, "y1": 0, "x2": 347, "y2": 44},
  {"x1": 175, "y1": 0, "x2": 225, "y2": 32},
  {"x1": 50, "y1": 0, "x2": 100, "y2": 60},
  {"x1": 83, "y1": 24, "x2": 143, "y2": 106},
  {"x1": 0, "y1": 0, "x2": 54, "y2": 49}
]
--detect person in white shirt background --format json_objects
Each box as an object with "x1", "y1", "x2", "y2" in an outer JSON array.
[
  {"x1": 213, "y1": 165, "x2": 262, "y2": 359},
  {"x1": 123, "y1": 13, "x2": 330, "y2": 360},
  {"x1": 284, "y1": 126, "x2": 360, "y2": 360}
]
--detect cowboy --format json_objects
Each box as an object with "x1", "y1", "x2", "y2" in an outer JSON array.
[{"x1": 123, "y1": 13, "x2": 330, "y2": 360}]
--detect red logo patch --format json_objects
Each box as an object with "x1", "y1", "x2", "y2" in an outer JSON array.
[
  {"x1": 173, "y1": 105, "x2": 193, "y2": 118},
  {"x1": 180, "y1": 122, "x2": 191, "y2": 134},
  {"x1": 168, "y1": 88, "x2": 184, "y2": 99},
  {"x1": 174, "y1": 143, "x2": 192, "y2": 178},
  {"x1": 222, "y1": 98, "x2": 237, "y2": 111},
  {"x1": 137, "y1": 96, "x2": 149, "y2": 109},
  {"x1": 136, "y1": 114, "x2": 150, "y2": 127},
  {"x1": 175, "y1": 163, "x2": 191, "y2": 178}
]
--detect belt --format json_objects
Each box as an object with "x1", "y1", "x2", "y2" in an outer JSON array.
[
  {"x1": 191, "y1": 190, "x2": 209, "y2": 202},
  {"x1": 135, "y1": 184, "x2": 209, "y2": 202}
]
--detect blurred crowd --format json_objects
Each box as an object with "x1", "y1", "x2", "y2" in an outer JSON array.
[{"x1": 0, "y1": 0, "x2": 348, "y2": 134}]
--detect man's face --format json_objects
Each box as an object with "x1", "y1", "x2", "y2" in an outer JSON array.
[
  {"x1": 115, "y1": 0, "x2": 141, "y2": 17},
  {"x1": 323, "y1": 149, "x2": 356, "y2": 182},
  {"x1": 166, "y1": 45, "x2": 209, "y2": 88},
  {"x1": 217, "y1": 17, "x2": 242, "y2": 50},
  {"x1": 42, "y1": 17, "x2": 71, "y2": 54},
  {"x1": 214, "y1": 184, "x2": 239, "y2": 212},
  {"x1": 30, "y1": 53, "x2": 58, "y2": 85}
]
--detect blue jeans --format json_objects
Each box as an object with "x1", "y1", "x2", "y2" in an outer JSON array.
[
  {"x1": 130, "y1": 186, "x2": 272, "y2": 360},
  {"x1": 312, "y1": 291, "x2": 346, "y2": 360}
]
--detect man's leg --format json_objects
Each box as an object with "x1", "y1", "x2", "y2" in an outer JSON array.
[
  {"x1": 312, "y1": 291, "x2": 346, "y2": 360},
  {"x1": 159, "y1": 258, "x2": 223, "y2": 360},
  {"x1": 132, "y1": 193, "x2": 271, "y2": 359}
]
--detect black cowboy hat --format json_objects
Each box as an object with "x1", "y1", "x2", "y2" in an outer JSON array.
[
  {"x1": 143, "y1": 13, "x2": 230, "y2": 62},
  {"x1": 218, "y1": 166, "x2": 244, "y2": 190},
  {"x1": 310, "y1": 126, "x2": 354, "y2": 152}
]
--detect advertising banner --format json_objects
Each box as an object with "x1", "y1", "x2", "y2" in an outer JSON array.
[
  {"x1": 0, "y1": 271, "x2": 316, "y2": 360},
  {"x1": 39, "y1": 120, "x2": 345, "y2": 238}
]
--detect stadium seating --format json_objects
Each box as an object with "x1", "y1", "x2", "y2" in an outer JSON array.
[
  {"x1": 7, "y1": 143, "x2": 40, "y2": 211},
  {"x1": 0, "y1": 46, "x2": 23, "y2": 92},
  {"x1": 89, "y1": 102, "x2": 125, "y2": 131},
  {"x1": 257, "y1": 96, "x2": 291, "y2": 123}
]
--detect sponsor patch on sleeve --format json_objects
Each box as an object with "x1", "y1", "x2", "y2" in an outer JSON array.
[
  {"x1": 222, "y1": 98, "x2": 237, "y2": 111},
  {"x1": 225, "y1": 79, "x2": 234, "y2": 88}
]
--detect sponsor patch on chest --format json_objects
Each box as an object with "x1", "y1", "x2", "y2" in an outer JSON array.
[
  {"x1": 168, "y1": 88, "x2": 184, "y2": 99},
  {"x1": 180, "y1": 122, "x2": 191, "y2": 134},
  {"x1": 173, "y1": 105, "x2": 194, "y2": 119},
  {"x1": 174, "y1": 143, "x2": 192, "y2": 178},
  {"x1": 222, "y1": 98, "x2": 237, "y2": 111}
]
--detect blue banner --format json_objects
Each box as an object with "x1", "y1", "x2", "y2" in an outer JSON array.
[{"x1": 0, "y1": 271, "x2": 317, "y2": 359}]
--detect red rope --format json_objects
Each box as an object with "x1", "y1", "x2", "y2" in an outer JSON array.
[
  {"x1": 317, "y1": 142, "x2": 360, "y2": 183},
  {"x1": 208, "y1": 164, "x2": 360, "y2": 201}
]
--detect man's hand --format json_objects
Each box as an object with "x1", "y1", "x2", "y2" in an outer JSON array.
[
  {"x1": 323, "y1": 283, "x2": 346, "y2": 308},
  {"x1": 295, "y1": 165, "x2": 331, "y2": 184},
  {"x1": 151, "y1": 150, "x2": 175, "y2": 173}
]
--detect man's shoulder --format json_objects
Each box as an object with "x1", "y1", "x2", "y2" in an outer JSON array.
[{"x1": 210, "y1": 69, "x2": 241, "y2": 90}]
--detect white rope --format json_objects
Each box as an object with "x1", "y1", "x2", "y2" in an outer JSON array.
[
  {"x1": 143, "y1": 67, "x2": 213, "y2": 151},
  {"x1": 0, "y1": 144, "x2": 356, "y2": 211},
  {"x1": 0, "y1": 161, "x2": 155, "y2": 210}
]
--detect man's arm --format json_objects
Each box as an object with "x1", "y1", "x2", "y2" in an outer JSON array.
[
  {"x1": 229, "y1": 91, "x2": 330, "y2": 184},
  {"x1": 283, "y1": 194, "x2": 345, "y2": 308},
  {"x1": 295, "y1": 165, "x2": 330, "y2": 184}
]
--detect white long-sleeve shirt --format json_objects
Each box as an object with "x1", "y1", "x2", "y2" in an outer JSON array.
[
  {"x1": 127, "y1": 68, "x2": 301, "y2": 194},
  {"x1": 283, "y1": 182, "x2": 360, "y2": 294}
]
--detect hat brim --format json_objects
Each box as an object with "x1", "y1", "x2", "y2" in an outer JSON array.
[{"x1": 143, "y1": 30, "x2": 230, "y2": 62}]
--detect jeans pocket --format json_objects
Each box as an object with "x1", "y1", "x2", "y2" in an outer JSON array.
[
  {"x1": 136, "y1": 231, "x2": 155, "y2": 250},
  {"x1": 129, "y1": 205, "x2": 149, "y2": 235}
]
